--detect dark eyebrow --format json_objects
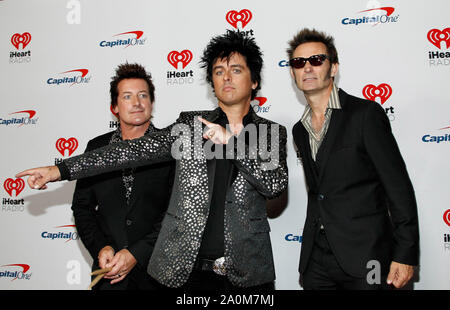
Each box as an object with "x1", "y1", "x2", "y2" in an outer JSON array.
[
  {"x1": 212, "y1": 65, "x2": 225, "y2": 71},
  {"x1": 213, "y1": 64, "x2": 244, "y2": 71},
  {"x1": 121, "y1": 90, "x2": 149, "y2": 94}
]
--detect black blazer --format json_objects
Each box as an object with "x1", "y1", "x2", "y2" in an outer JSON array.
[
  {"x1": 293, "y1": 89, "x2": 419, "y2": 278},
  {"x1": 71, "y1": 130, "x2": 175, "y2": 288}
]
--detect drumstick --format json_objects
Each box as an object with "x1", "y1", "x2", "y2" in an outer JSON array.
[
  {"x1": 90, "y1": 267, "x2": 112, "y2": 276},
  {"x1": 88, "y1": 273, "x2": 105, "y2": 290}
]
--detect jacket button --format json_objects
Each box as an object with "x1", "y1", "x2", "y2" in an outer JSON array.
[
  {"x1": 318, "y1": 194, "x2": 325, "y2": 201},
  {"x1": 126, "y1": 219, "x2": 132, "y2": 226}
]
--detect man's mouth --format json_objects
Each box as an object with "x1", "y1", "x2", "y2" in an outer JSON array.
[{"x1": 223, "y1": 86, "x2": 235, "y2": 91}]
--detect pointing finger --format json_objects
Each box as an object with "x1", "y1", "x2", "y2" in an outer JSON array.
[
  {"x1": 15, "y1": 169, "x2": 34, "y2": 178},
  {"x1": 198, "y1": 117, "x2": 212, "y2": 127}
]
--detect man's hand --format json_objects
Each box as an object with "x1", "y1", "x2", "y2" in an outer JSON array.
[
  {"x1": 16, "y1": 166, "x2": 61, "y2": 190},
  {"x1": 387, "y1": 261, "x2": 415, "y2": 288},
  {"x1": 98, "y1": 246, "x2": 115, "y2": 270},
  {"x1": 198, "y1": 117, "x2": 235, "y2": 144},
  {"x1": 102, "y1": 248, "x2": 137, "y2": 285}
]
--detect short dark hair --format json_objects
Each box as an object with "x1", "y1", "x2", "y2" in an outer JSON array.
[
  {"x1": 110, "y1": 63, "x2": 155, "y2": 108},
  {"x1": 200, "y1": 30, "x2": 263, "y2": 100},
  {"x1": 287, "y1": 28, "x2": 339, "y2": 64}
]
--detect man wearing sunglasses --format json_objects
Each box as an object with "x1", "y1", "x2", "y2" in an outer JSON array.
[{"x1": 288, "y1": 28, "x2": 419, "y2": 290}]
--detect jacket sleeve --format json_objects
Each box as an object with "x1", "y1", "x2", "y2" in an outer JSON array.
[
  {"x1": 58, "y1": 120, "x2": 180, "y2": 181},
  {"x1": 362, "y1": 102, "x2": 419, "y2": 266},
  {"x1": 231, "y1": 123, "x2": 288, "y2": 199},
  {"x1": 127, "y1": 162, "x2": 175, "y2": 267},
  {"x1": 71, "y1": 140, "x2": 112, "y2": 260}
]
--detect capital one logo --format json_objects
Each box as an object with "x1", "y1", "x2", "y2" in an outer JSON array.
[
  {"x1": 362, "y1": 83, "x2": 392, "y2": 104},
  {"x1": 444, "y1": 210, "x2": 450, "y2": 227},
  {"x1": 99, "y1": 30, "x2": 146, "y2": 48},
  {"x1": 0, "y1": 264, "x2": 32, "y2": 281},
  {"x1": 0, "y1": 110, "x2": 38, "y2": 127},
  {"x1": 427, "y1": 28, "x2": 450, "y2": 49},
  {"x1": 41, "y1": 224, "x2": 79, "y2": 243},
  {"x1": 11, "y1": 32, "x2": 31, "y2": 50},
  {"x1": 226, "y1": 9, "x2": 252, "y2": 29},
  {"x1": 421, "y1": 126, "x2": 450, "y2": 144},
  {"x1": 167, "y1": 50, "x2": 193, "y2": 69},
  {"x1": 47, "y1": 69, "x2": 91, "y2": 86},
  {"x1": 56, "y1": 137, "x2": 78, "y2": 156},
  {"x1": 341, "y1": 6, "x2": 399, "y2": 26},
  {"x1": 3, "y1": 178, "x2": 25, "y2": 197},
  {"x1": 251, "y1": 97, "x2": 271, "y2": 113}
]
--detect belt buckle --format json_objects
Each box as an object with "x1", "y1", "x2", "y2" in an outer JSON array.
[{"x1": 212, "y1": 257, "x2": 226, "y2": 276}]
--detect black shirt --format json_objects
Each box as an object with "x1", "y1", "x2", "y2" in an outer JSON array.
[{"x1": 198, "y1": 108, "x2": 253, "y2": 259}]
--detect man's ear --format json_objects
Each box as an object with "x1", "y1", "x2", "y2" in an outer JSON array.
[{"x1": 330, "y1": 62, "x2": 339, "y2": 78}]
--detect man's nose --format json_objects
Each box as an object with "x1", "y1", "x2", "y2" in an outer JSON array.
[
  {"x1": 134, "y1": 95, "x2": 144, "y2": 106},
  {"x1": 223, "y1": 70, "x2": 231, "y2": 81},
  {"x1": 303, "y1": 61, "x2": 313, "y2": 72}
]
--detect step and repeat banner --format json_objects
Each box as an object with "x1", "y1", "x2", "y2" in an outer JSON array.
[{"x1": 0, "y1": 0, "x2": 449, "y2": 290}]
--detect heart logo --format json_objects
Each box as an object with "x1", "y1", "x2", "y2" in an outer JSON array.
[
  {"x1": 427, "y1": 28, "x2": 450, "y2": 49},
  {"x1": 226, "y1": 9, "x2": 252, "y2": 29},
  {"x1": 444, "y1": 210, "x2": 450, "y2": 227},
  {"x1": 3, "y1": 178, "x2": 25, "y2": 197},
  {"x1": 362, "y1": 83, "x2": 392, "y2": 104},
  {"x1": 167, "y1": 50, "x2": 193, "y2": 69},
  {"x1": 11, "y1": 32, "x2": 32, "y2": 50},
  {"x1": 55, "y1": 137, "x2": 79, "y2": 157}
]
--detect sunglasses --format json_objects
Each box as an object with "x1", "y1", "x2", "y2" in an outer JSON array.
[{"x1": 289, "y1": 54, "x2": 330, "y2": 69}]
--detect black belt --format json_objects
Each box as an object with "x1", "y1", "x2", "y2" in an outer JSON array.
[{"x1": 195, "y1": 258, "x2": 216, "y2": 272}]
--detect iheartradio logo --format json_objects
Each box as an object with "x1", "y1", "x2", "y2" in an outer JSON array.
[
  {"x1": 3, "y1": 178, "x2": 25, "y2": 197},
  {"x1": 56, "y1": 137, "x2": 78, "y2": 156},
  {"x1": 362, "y1": 83, "x2": 392, "y2": 104},
  {"x1": 11, "y1": 32, "x2": 31, "y2": 50},
  {"x1": 444, "y1": 210, "x2": 450, "y2": 227},
  {"x1": 226, "y1": 9, "x2": 252, "y2": 29},
  {"x1": 427, "y1": 28, "x2": 450, "y2": 49},
  {"x1": 167, "y1": 50, "x2": 193, "y2": 69}
]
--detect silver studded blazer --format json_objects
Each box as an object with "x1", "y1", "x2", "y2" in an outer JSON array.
[{"x1": 60, "y1": 107, "x2": 288, "y2": 288}]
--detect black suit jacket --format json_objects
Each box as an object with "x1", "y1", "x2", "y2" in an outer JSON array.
[
  {"x1": 293, "y1": 89, "x2": 419, "y2": 278},
  {"x1": 71, "y1": 130, "x2": 175, "y2": 288}
]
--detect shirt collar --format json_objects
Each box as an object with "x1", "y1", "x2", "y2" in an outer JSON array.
[
  {"x1": 215, "y1": 106, "x2": 254, "y2": 126},
  {"x1": 300, "y1": 83, "x2": 341, "y2": 123},
  {"x1": 110, "y1": 122, "x2": 155, "y2": 144}
]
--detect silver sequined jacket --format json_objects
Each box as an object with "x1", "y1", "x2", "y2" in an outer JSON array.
[{"x1": 60, "y1": 107, "x2": 288, "y2": 288}]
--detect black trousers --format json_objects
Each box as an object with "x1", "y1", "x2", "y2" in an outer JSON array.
[
  {"x1": 179, "y1": 268, "x2": 274, "y2": 291},
  {"x1": 301, "y1": 227, "x2": 391, "y2": 290}
]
